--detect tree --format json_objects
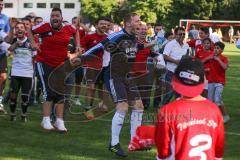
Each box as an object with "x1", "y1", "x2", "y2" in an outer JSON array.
[
  {"x1": 127, "y1": 0, "x2": 172, "y2": 24},
  {"x1": 80, "y1": 0, "x2": 118, "y2": 23},
  {"x1": 212, "y1": 0, "x2": 240, "y2": 20}
]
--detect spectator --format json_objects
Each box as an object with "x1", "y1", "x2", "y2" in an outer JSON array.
[
  {"x1": 162, "y1": 27, "x2": 189, "y2": 105},
  {"x1": 34, "y1": 17, "x2": 43, "y2": 26},
  {"x1": 210, "y1": 28, "x2": 222, "y2": 43},
  {"x1": 228, "y1": 26, "x2": 234, "y2": 43},
  {"x1": 188, "y1": 24, "x2": 199, "y2": 40}
]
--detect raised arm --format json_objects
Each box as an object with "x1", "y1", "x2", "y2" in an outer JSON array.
[
  {"x1": 8, "y1": 41, "x2": 18, "y2": 52},
  {"x1": 4, "y1": 18, "x2": 17, "y2": 43},
  {"x1": 26, "y1": 26, "x2": 40, "y2": 51}
]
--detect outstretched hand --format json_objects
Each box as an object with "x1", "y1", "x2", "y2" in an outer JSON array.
[{"x1": 9, "y1": 17, "x2": 18, "y2": 29}]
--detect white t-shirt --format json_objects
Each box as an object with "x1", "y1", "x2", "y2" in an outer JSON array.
[
  {"x1": 210, "y1": 32, "x2": 222, "y2": 43},
  {"x1": 11, "y1": 37, "x2": 36, "y2": 78},
  {"x1": 163, "y1": 39, "x2": 189, "y2": 72},
  {"x1": 0, "y1": 31, "x2": 10, "y2": 56}
]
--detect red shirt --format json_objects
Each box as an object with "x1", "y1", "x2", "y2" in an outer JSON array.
[
  {"x1": 188, "y1": 39, "x2": 203, "y2": 53},
  {"x1": 195, "y1": 50, "x2": 214, "y2": 81},
  {"x1": 155, "y1": 98, "x2": 224, "y2": 160},
  {"x1": 207, "y1": 54, "x2": 228, "y2": 84},
  {"x1": 81, "y1": 32, "x2": 107, "y2": 69},
  {"x1": 32, "y1": 22, "x2": 76, "y2": 67},
  {"x1": 79, "y1": 28, "x2": 86, "y2": 44},
  {"x1": 79, "y1": 29, "x2": 86, "y2": 38},
  {"x1": 131, "y1": 40, "x2": 151, "y2": 76},
  {"x1": 188, "y1": 39, "x2": 214, "y2": 53}
]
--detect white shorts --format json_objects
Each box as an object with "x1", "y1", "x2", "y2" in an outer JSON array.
[
  {"x1": 208, "y1": 83, "x2": 224, "y2": 106},
  {"x1": 204, "y1": 80, "x2": 208, "y2": 90}
]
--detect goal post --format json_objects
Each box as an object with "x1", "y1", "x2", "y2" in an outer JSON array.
[{"x1": 180, "y1": 19, "x2": 240, "y2": 41}]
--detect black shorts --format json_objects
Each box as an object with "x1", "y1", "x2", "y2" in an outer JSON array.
[
  {"x1": 36, "y1": 62, "x2": 66, "y2": 103},
  {"x1": 108, "y1": 77, "x2": 141, "y2": 103},
  {"x1": 83, "y1": 67, "x2": 101, "y2": 84},
  {"x1": 75, "y1": 67, "x2": 84, "y2": 84},
  {"x1": 10, "y1": 76, "x2": 32, "y2": 96},
  {"x1": 0, "y1": 54, "x2": 7, "y2": 73},
  {"x1": 95, "y1": 69, "x2": 104, "y2": 85}
]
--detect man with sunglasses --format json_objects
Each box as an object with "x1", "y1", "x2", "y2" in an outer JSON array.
[{"x1": 162, "y1": 27, "x2": 189, "y2": 105}]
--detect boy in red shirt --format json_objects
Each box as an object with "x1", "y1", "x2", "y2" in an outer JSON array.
[
  {"x1": 195, "y1": 37, "x2": 214, "y2": 97},
  {"x1": 155, "y1": 56, "x2": 224, "y2": 160},
  {"x1": 205, "y1": 42, "x2": 230, "y2": 123}
]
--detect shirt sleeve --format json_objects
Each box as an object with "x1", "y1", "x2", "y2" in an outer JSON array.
[
  {"x1": 155, "y1": 108, "x2": 172, "y2": 159},
  {"x1": 82, "y1": 41, "x2": 104, "y2": 56},
  {"x1": 32, "y1": 22, "x2": 49, "y2": 35},
  {"x1": 163, "y1": 42, "x2": 172, "y2": 56},
  {"x1": 82, "y1": 31, "x2": 124, "y2": 56},
  {"x1": 4, "y1": 16, "x2": 10, "y2": 33},
  {"x1": 222, "y1": 56, "x2": 228, "y2": 65},
  {"x1": 187, "y1": 39, "x2": 196, "y2": 48}
]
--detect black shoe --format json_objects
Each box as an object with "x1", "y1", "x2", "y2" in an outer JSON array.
[
  {"x1": 10, "y1": 115, "x2": 16, "y2": 121},
  {"x1": 109, "y1": 143, "x2": 127, "y2": 157},
  {"x1": 21, "y1": 116, "x2": 27, "y2": 123}
]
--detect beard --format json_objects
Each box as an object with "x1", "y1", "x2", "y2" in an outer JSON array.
[{"x1": 51, "y1": 19, "x2": 62, "y2": 30}]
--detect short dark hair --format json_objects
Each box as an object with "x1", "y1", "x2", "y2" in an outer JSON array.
[
  {"x1": 22, "y1": 17, "x2": 31, "y2": 23},
  {"x1": 164, "y1": 32, "x2": 173, "y2": 39},
  {"x1": 124, "y1": 13, "x2": 138, "y2": 25},
  {"x1": 202, "y1": 37, "x2": 212, "y2": 44},
  {"x1": 34, "y1": 17, "x2": 43, "y2": 22},
  {"x1": 72, "y1": 16, "x2": 77, "y2": 23},
  {"x1": 155, "y1": 23, "x2": 163, "y2": 27},
  {"x1": 16, "y1": 22, "x2": 26, "y2": 28},
  {"x1": 52, "y1": 7, "x2": 62, "y2": 15},
  {"x1": 104, "y1": 17, "x2": 113, "y2": 23},
  {"x1": 199, "y1": 27, "x2": 209, "y2": 34},
  {"x1": 95, "y1": 17, "x2": 107, "y2": 25},
  {"x1": 174, "y1": 27, "x2": 185, "y2": 35},
  {"x1": 215, "y1": 41, "x2": 225, "y2": 50}
]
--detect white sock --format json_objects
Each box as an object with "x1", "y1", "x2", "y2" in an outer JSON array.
[
  {"x1": 130, "y1": 109, "x2": 143, "y2": 140},
  {"x1": 111, "y1": 111, "x2": 126, "y2": 146},
  {"x1": 43, "y1": 116, "x2": 50, "y2": 122},
  {"x1": 56, "y1": 118, "x2": 63, "y2": 123},
  {"x1": 0, "y1": 96, "x2": 3, "y2": 104}
]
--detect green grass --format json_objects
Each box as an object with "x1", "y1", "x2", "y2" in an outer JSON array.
[{"x1": 0, "y1": 44, "x2": 240, "y2": 160}]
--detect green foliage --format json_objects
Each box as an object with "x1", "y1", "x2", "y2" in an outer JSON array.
[
  {"x1": 167, "y1": 0, "x2": 216, "y2": 27},
  {"x1": 79, "y1": 0, "x2": 240, "y2": 28},
  {"x1": 80, "y1": 0, "x2": 118, "y2": 23},
  {"x1": 128, "y1": 0, "x2": 172, "y2": 24},
  {"x1": 212, "y1": 0, "x2": 240, "y2": 20}
]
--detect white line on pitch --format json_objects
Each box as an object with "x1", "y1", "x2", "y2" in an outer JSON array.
[{"x1": 225, "y1": 132, "x2": 240, "y2": 136}]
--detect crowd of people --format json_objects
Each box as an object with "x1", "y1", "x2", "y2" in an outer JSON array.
[{"x1": 0, "y1": 0, "x2": 229, "y2": 159}]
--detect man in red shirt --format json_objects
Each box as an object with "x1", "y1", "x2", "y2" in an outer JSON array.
[
  {"x1": 27, "y1": 8, "x2": 80, "y2": 132},
  {"x1": 80, "y1": 17, "x2": 108, "y2": 119},
  {"x1": 155, "y1": 56, "x2": 224, "y2": 160}
]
